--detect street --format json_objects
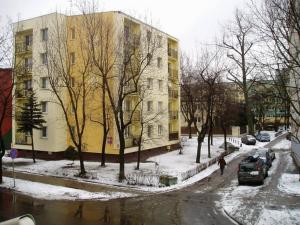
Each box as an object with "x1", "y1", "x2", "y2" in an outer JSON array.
[{"x1": 0, "y1": 150, "x2": 298, "y2": 225}]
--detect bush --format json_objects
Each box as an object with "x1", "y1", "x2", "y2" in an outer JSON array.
[{"x1": 64, "y1": 146, "x2": 78, "y2": 161}]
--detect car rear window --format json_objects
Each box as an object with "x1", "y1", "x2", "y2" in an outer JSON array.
[{"x1": 240, "y1": 164, "x2": 256, "y2": 172}]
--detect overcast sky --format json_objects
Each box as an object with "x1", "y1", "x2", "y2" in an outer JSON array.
[{"x1": 1, "y1": 0, "x2": 249, "y2": 54}]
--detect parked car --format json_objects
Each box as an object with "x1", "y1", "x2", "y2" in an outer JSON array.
[
  {"x1": 238, "y1": 156, "x2": 268, "y2": 185},
  {"x1": 253, "y1": 148, "x2": 272, "y2": 169},
  {"x1": 241, "y1": 135, "x2": 256, "y2": 145},
  {"x1": 255, "y1": 132, "x2": 271, "y2": 142}
]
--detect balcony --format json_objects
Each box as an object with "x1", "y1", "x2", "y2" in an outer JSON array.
[
  {"x1": 168, "y1": 47, "x2": 178, "y2": 60},
  {"x1": 168, "y1": 89, "x2": 179, "y2": 99},
  {"x1": 169, "y1": 132, "x2": 179, "y2": 141},
  {"x1": 125, "y1": 136, "x2": 139, "y2": 148},
  {"x1": 15, "y1": 134, "x2": 32, "y2": 145},
  {"x1": 16, "y1": 42, "x2": 32, "y2": 54},
  {"x1": 169, "y1": 111, "x2": 178, "y2": 120},
  {"x1": 168, "y1": 69, "x2": 178, "y2": 80},
  {"x1": 124, "y1": 110, "x2": 141, "y2": 122},
  {"x1": 15, "y1": 89, "x2": 31, "y2": 99}
]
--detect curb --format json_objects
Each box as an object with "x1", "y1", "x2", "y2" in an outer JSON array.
[{"x1": 222, "y1": 208, "x2": 243, "y2": 225}]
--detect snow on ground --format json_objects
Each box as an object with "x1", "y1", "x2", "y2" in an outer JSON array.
[
  {"x1": 1, "y1": 134, "x2": 274, "y2": 200},
  {"x1": 278, "y1": 173, "x2": 300, "y2": 196},
  {"x1": 272, "y1": 139, "x2": 291, "y2": 150},
  {"x1": 0, "y1": 177, "x2": 136, "y2": 201},
  {"x1": 255, "y1": 208, "x2": 300, "y2": 225},
  {"x1": 219, "y1": 153, "x2": 281, "y2": 224}
]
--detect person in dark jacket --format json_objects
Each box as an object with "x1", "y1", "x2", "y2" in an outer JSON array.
[{"x1": 218, "y1": 156, "x2": 227, "y2": 175}]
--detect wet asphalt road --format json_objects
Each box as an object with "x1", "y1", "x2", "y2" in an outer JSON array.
[{"x1": 0, "y1": 150, "x2": 296, "y2": 225}]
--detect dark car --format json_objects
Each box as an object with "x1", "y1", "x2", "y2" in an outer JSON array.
[
  {"x1": 255, "y1": 132, "x2": 271, "y2": 142},
  {"x1": 241, "y1": 135, "x2": 256, "y2": 145},
  {"x1": 238, "y1": 156, "x2": 268, "y2": 185},
  {"x1": 253, "y1": 148, "x2": 272, "y2": 169}
]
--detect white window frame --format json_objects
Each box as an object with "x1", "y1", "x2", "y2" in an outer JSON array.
[
  {"x1": 41, "y1": 77, "x2": 48, "y2": 89},
  {"x1": 157, "y1": 57, "x2": 162, "y2": 68},
  {"x1": 158, "y1": 101, "x2": 163, "y2": 112},
  {"x1": 158, "y1": 80, "x2": 163, "y2": 91},
  {"x1": 70, "y1": 52, "x2": 75, "y2": 64},
  {"x1": 41, "y1": 52, "x2": 48, "y2": 65}
]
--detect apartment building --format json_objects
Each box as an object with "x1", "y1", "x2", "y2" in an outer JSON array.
[{"x1": 12, "y1": 12, "x2": 180, "y2": 159}]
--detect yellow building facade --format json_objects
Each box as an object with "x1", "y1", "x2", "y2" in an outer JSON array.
[{"x1": 13, "y1": 12, "x2": 180, "y2": 158}]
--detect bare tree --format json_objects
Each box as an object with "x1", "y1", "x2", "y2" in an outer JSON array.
[
  {"x1": 104, "y1": 20, "x2": 159, "y2": 181},
  {"x1": 180, "y1": 54, "x2": 197, "y2": 139},
  {"x1": 44, "y1": 13, "x2": 94, "y2": 176},
  {"x1": 79, "y1": 4, "x2": 117, "y2": 167},
  {"x1": 135, "y1": 81, "x2": 164, "y2": 170},
  {"x1": 249, "y1": 0, "x2": 300, "y2": 137},
  {"x1": 221, "y1": 9, "x2": 257, "y2": 134},
  {"x1": 0, "y1": 20, "x2": 14, "y2": 183}
]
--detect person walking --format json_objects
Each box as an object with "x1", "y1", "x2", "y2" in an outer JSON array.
[{"x1": 218, "y1": 156, "x2": 227, "y2": 175}]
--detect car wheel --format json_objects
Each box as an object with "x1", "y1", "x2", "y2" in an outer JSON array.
[
  {"x1": 260, "y1": 180, "x2": 264, "y2": 185},
  {"x1": 265, "y1": 171, "x2": 268, "y2": 178},
  {"x1": 238, "y1": 180, "x2": 243, "y2": 185}
]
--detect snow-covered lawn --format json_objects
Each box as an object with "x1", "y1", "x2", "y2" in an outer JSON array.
[
  {"x1": 278, "y1": 173, "x2": 300, "y2": 196},
  {"x1": 256, "y1": 208, "x2": 300, "y2": 225},
  {"x1": 1, "y1": 133, "x2": 278, "y2": 200},
  {"x1": 1, "y1": 177, "x2": 135, "y2": 201}
]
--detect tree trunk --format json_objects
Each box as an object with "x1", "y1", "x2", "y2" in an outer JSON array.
[
  {"x1": 101, "y1": 76, "x2": 108, "y2": 167},
  {"x1": 30, "y1": 129, "x2": 36, "y2": 163},
  {"x1": 221, "y1": 122, "x2": 227, "y2": 152},
  {"x1": 136, "y1": 137, "x2": 142, "y2": 170},
  {"x1": 196, "y1": 136, "x2": 202, "y2": 163},
  {"x1": 77, "y1": 142, "x2": 86, "y2": 176},
  {"x1": 119, "y1": 134, "x2": 126, "y2": 181},
  {"x1": 101, "y1": 130, "x2": 108, "y2": 167},
  {"x1": 188, "y1": 121, "x2": 192, "y2": 139},
  {"x1": 208, "y1": 131, "x2": 211, "y2": 158},
  {"x1": 0, "y1": 132, "x2": 5, "y2": 183}
]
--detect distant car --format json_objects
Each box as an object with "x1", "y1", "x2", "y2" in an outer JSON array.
[
  {"x1": 253, "y1": 148, "x2": 272, "y2": 169},
  {"x1": 238, "y1": 156, "x2": 268, "y2": 185},
  {"x1": 241, "y1": 135, "x2": 256, "y2": 145},
  {"x1": 219, "y1": 142, "x2": 239, "y2": 152},
  {"x1": 255, "y1": 132, "x2": 271, "y2": 142}
]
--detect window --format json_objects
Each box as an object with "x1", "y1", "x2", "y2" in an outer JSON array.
[
  {"x1": 24, "y1": 80, "x2": 32, "y2": 90},
  {"x1": 158, "y1": 124, "x2": 163, "y2": 136},
  {"x1": 125, "y1": 126, "x2": 131, "y2": 138},
  {"x1": 41, "y1": 77, "x2": 48, "y2": 89},
  {"x1": 71, "y1": 27, "x2": 75, "y2": 39},
  {"x1": 147, "y1": 30, "x2": 152, "y2": 42},
  {"x1": 158, "y1": 80, "x2": 163, "y2": 91},
  {"x1": 41, "y1": 28, "x2": 48, "y2": 41},
  {"x1": 41, "y1": 126, "x2": 47, "y2": 138},
  {"x1": 41, "y1": 53, "x2": 47, "y2": 65},
  {"x1": 41, "y1": 101, "x2": 48, "y2": 113},
  {"x1": 71, "y1": 105, "x2": 75, "y2": 114},
  {"x1": 70, "y1": 52, "x2": 75, "y2": 64},
  {"x1": 157, "y1": 57, "x2": 162, "y2": 68},
  {"x1": 70, "y1": 77, "x2": 75, "y2": 87},
  {"x1": 70, "y1": 126, "x2": 75, "y2": 136},
  {"x1": 147, "y1": 53, "x2": 152, "y2": 65},
  {"x1": 124, "y1": 26, "x2": 129, "y2": 40},
  {"x1": 158, "y1": 35, "x2": 162, "y2": 48},
  {"x1": 125, "y1": 100, "x2": 131, "y2": 111},
  {"x1": 25, "y1": 58, "x2": 32, "y2": 70},
  {"x1": 25, "y1": 35, "x2": 32, "y2": 46},
  {"x1": 147, "y1": 125, "x2": 153, "y2": 138},
  {"x1": 158, "y1": 101, "x2": 163, "y2": 112},
  {"x1": 147, "y1": 101, "x2": 153, "y2": 112},
  {"x1": 147, "y1": 78, "x2": 153, "y2": 89}
]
